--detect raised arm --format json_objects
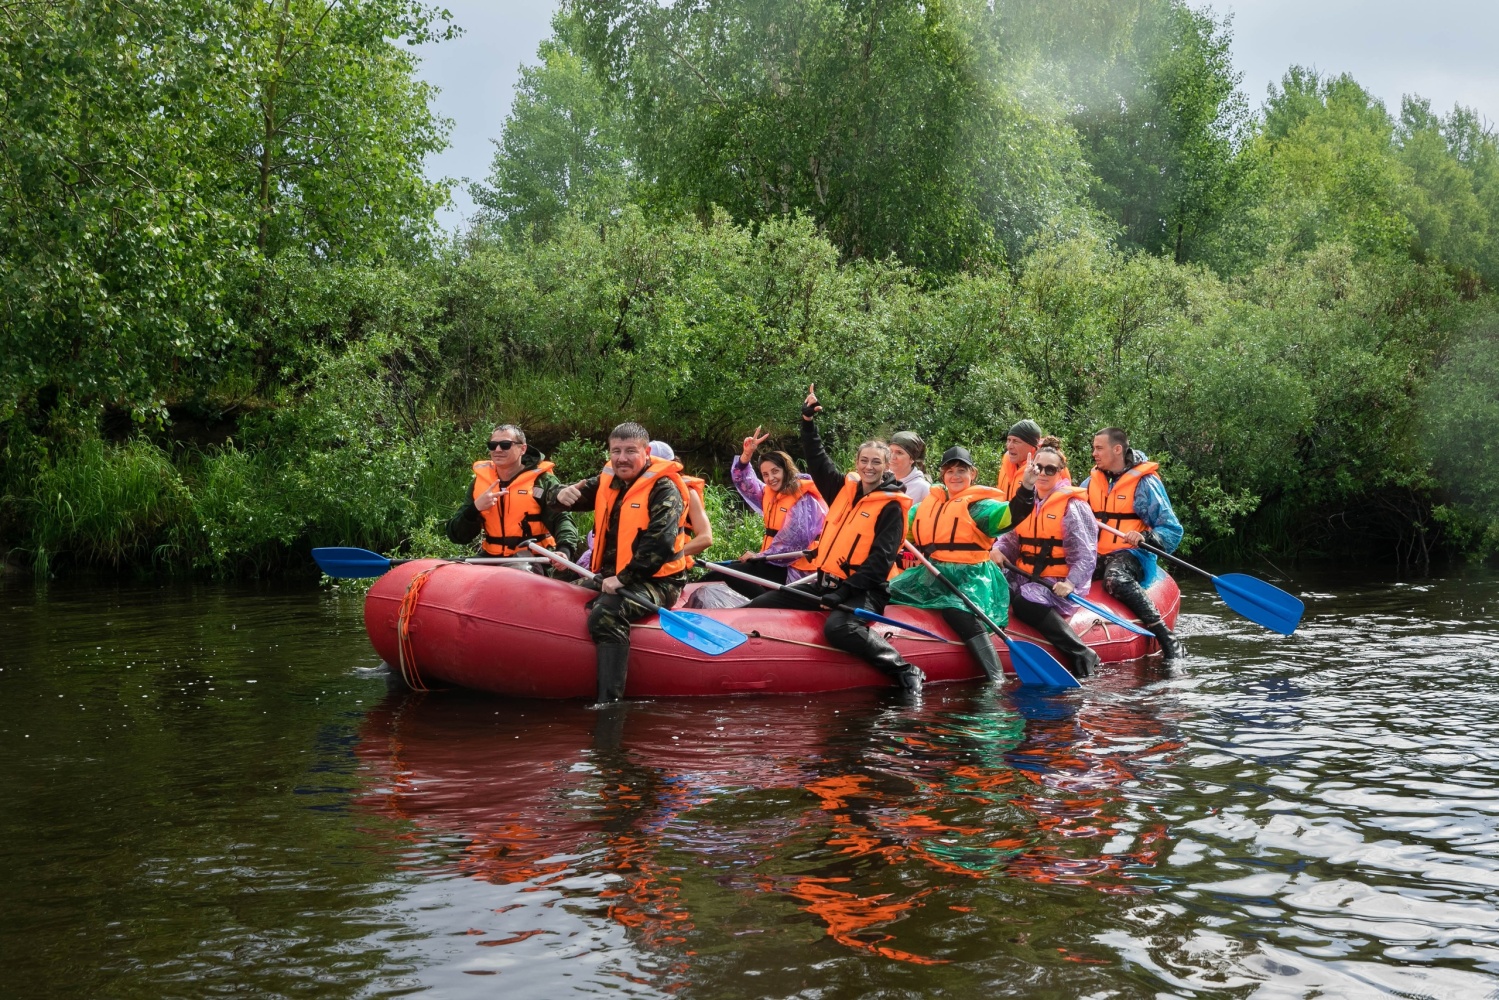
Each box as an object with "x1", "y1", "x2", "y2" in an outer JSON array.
[{"x1": 730, "y1": 456, "x2": 765, "y2": 512}]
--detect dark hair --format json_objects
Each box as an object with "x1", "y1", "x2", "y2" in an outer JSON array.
[
  {"x1": 889, "y1": 430, "x2": 926, "y2": 467},
  {"x1": 1095, "y1": 426, "x2": 1129, "y2": 451},
  {"x1": 489, "y1": 423, "x2": 526, "y2": 445},
  {"x1": 609, "y1": 421, "x2": 650, "y2": 443},
  {"x1": 1036, "y1": 434, "x2": 1068, "y2": 470},
  {"x1": 758, "y1": 450, "x2": 804, "y2": 498}
]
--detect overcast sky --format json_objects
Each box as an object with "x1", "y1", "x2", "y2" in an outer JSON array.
[{"x1": 416, "y1": 0, "x2": 1499, "y2": 230}]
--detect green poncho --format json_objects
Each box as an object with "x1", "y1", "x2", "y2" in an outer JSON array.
[{"x1": 888, "y1": 497, "x2": 1013, "y2": 625}]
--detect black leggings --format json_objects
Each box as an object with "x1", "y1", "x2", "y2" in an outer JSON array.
[
  {"x1": 1008, "y1": 593, "x2": 1099, "y2": 676},
  {"x1": 745, "y1": 586, "x2": 915, "y2": 680},
  {"x1": 936, "y1": 607, "x2": 989, "y2": 641}
]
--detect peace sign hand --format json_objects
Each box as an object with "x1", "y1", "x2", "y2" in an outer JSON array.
[
  {"x1": 802, "y1": 384, "x2": 822, "y2": 421},
  {"x1": 741, "y1": 425, "x2": 771, "y2": 463}
]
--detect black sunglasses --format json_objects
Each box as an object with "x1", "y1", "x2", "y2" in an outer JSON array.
[
  {"x1": 487, "y1": 440, "x2": 519, "y2": 451},
  {"x1": 1035, "y1": 463, "x2": 1064, "y2": 476}
]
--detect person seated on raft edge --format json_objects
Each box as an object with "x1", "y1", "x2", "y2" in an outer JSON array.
[
  {"x1": 997, "y1": 419, "x2": 1042, "y2": 501},
  {"x1": 649, "y1": 440, "x2": 715, "y2": 562},
  {"x1": 446, "y1": 423, "x2": 579, "y2": 572},
  {"x1": 888, "y1": 445, "x2": 1037, "y2": 683},
  {"x1": 1088, "y1": 426, "x2": 1187, "y2": 662},
  {"x1": 993, "y1": 437, "x2": 1102, "y2": 679},
  {"x1": 709, "y1": 425, "x2": 829, "y2": 599},
  {"x1": 743, "y1": 385, "x2": 925, "y2": 696},
  {"x1": 551, "y1": 423, "x2": 691, "y2": 704}
]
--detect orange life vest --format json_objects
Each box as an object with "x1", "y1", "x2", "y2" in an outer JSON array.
[
  {"x1": 909, "y1": 484, "x2": 1008, "y2": 564},
  {"x1": 678, "y1": 475, "x2": 706, "y2": 568},
  {"x1": 1013, "y1": 485, "x2": 1087, "y2": 578},
  {"x1": 1087, "y1": 462, "x2": 1160, "y2": 556},
  {"x1": 472, "y1": 460, "x2": 556, "y2": 556},
  {"x1": 805, "y1": 475, "x2": 913, "y2": 582},
  {"x1": 591, "y1": 456, "x2": 691, "y2": 578},
  {"x1": 761, "y1": 478, "x2": 825, "y2": 572},
  {"x1": 995, "y1": 451, "x2": 1033, "y2": 501}
]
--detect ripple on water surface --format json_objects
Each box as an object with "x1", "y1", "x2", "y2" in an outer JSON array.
[{"x1": 5, "y1": 572, "x2": 1499, "y2": 998}]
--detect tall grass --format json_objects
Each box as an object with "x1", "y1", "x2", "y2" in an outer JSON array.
[{"x1": 25, "y1": 439, "x2": 193, "y2": 574}]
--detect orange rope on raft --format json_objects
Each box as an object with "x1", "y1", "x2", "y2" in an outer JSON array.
[{"x1": 396, "y1": 567, "x2": 438, "y2": 692}]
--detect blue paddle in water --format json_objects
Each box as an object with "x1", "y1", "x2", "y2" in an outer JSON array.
[
  {"x1": 1096, "y1": 524, "x2": 1304, "y2": 636},
  {"x1": 1004, "y1": 560, "x2": 1153, "y2": 637},
  {"x1": 705, "y1": 560, "x2": 955, "y2": 642},
  {"x1": 902, "y1": 542, "x2": 1080, "y2": 689},
  {"x1": 527, "y1": 543, "x2": 749, "y2": 656},
  {"x1": 312, "y1": 546, "x2": 548, "y2": 579}
]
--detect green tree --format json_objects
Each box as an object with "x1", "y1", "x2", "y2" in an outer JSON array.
[
  {"x1": 568, "y1": 0, "x2": 1089, "y2": 272},
  {"x1": 0, "y1": 0, "x2": 454, "y2": 449},
  {"x1": 1064, "y1": 2, "x2": 1252, "y2": 265},
  {"x1": 472, "y1": 32, "x2": 633, "y2": 239}
]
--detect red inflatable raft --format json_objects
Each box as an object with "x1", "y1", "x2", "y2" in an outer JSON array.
[{"x1": 363, "y1": 560, "x2": 1180, "y2": 698}]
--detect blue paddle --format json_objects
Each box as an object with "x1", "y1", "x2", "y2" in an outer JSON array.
[
  {"x1": 1005, "y1": 560, "x2": 1153, "y2": 637},
  {"x1": 527, "y1": 543, "x2": 749, "y2": 656},
  {"x1": 705, "y1": 560, "x2": 954, "y2": 642},
  {"x1": 903, "y1": 542, "x2": 1081, "y2": 689},
  {"x1": 1097, "y1": 524, "x2": 1304, "y2": 636},
  {"x1": 312, "y1": 546, "x2": 551, "y2": 579}
]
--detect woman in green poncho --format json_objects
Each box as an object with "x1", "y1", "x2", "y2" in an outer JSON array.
[{"x1": 889, "y1": 446, "x2": 1036, "y2": 683}]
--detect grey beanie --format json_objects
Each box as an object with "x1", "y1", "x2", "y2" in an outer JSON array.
[{"x1": 1006, "y1": 420, "x2": 1042, "y2": 448}]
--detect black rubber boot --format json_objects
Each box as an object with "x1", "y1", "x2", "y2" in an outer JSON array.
[
  {"x1": 1010, "y1": 598, "x2": 1100, "y2": 679},
  {"x1": 595, "y1": 643, "x2": 630, "y2": 704},
  {"x1": 965, "y1": 634, "x2": 1005, "y2": 684},
  {"x1": 1148, "y1": 622, "x2": 1186, "y2": 664},
  {"x1": 1104, "y1": 573, "x2": 1184, "y2": 662}
]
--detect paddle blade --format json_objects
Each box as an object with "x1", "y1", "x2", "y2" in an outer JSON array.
[
  {"x1": 1213, "y1": 573, "x2": 1304, "y2": 636},
  {"x1": 1068, "y1": 594, "x2": 1154, "y2": 638},
  {"x1": 656, "y1": 608, "x2": 749, "y2": 656},
  {"x1": 1002, "y1": 634, "x2": 1082, "y2": 689},
  {"x1": 312, "y1": 546, "x2": 392, "y2": 579}
]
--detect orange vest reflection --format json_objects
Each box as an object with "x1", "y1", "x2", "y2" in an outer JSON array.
[{"x1": 355, "y1": 666, "x2": 1183, "y2": 975}]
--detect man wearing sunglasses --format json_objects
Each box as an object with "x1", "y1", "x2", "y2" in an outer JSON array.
[{"x1": 447, "y1": 424, "x2": 578, "y2": 569}]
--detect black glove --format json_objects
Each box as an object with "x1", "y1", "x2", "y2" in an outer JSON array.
[
  {"x1": 823, "y1": 584, "x2": 857, "y2": 611},
  {"x1": 802, "y1": 399, "x2": 823, "y2": 420}
]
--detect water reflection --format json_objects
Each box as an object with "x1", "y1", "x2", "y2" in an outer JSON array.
[{"x1": 353, "y1": 660, "x2": 1196, "y2": 990}]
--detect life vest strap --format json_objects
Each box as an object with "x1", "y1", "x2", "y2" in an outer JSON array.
[{"x1": 919, "y1": 541, "x2": 990, "y2": 555}]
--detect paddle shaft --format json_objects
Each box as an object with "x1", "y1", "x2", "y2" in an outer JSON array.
[
  {"x1": 525, "y1": 542, "x2": 661, "y2": 606},
  {"x1": 1002, "y1": 555, "x2": 1152, "y2": 636},
  {"x1": 747, "y1": 548, "x2": 812, "y2": 563},
  {"x1": 706, "y1": 560, "x2": 952, "y2": 641},
  {"x1": 1096, "y1": 521, "x2": 1214, "y2": 580},
  {"x1": 397, "y1": 556, "x2": 548, "y2": 567}
]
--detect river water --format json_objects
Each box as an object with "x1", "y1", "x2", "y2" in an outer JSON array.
[{"x1": 4, "y1": 570, "x2": 1499, "y2": 999}]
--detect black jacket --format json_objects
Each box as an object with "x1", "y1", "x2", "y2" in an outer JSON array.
[{"x1": 800, "y1": 418, "x2": 907, "y2": 595}]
